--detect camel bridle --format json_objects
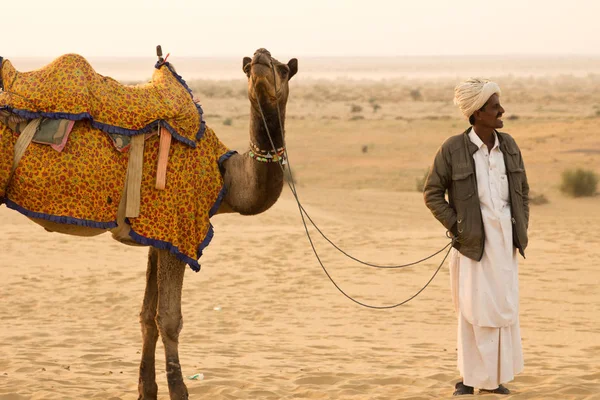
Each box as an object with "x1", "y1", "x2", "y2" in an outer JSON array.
[
  {"x1": 248, "y1": 65, "x2": 287, "y2": 164},
  {"x1": 250, "y1": 58, "x2": 455, "y2": 309}
]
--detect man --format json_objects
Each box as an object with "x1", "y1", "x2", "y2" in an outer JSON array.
[{"x1": 423, "y1": 78, "x2": 529, "y2": 395}]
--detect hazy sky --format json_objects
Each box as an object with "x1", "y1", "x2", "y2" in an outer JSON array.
[{"x1": 4, "y1": 0, "x2": 599, "y2": 58}]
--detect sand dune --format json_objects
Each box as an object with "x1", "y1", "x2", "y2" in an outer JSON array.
[{"x1": 1, "y1": 61, "x2": 599, "y2": 399}]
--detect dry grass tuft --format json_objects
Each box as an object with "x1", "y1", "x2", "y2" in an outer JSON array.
[{"x1": 560, "y1": 168, "x2": 598, "y2": 197}]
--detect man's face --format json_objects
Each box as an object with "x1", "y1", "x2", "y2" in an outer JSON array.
[{"x1": 474, "y1": 93, "x2": 505, "y2": 129}]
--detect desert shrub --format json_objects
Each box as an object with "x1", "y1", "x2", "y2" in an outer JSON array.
[
  {"x1": 350, "y1": 115, "x2": 365, "y2": 121},
  {"x1": 423, "y1": 115, "x2": 451, "y2": 120},
  {"x1": 416, "y1": 168, "x2": 430, "y2": 192},
  {"x1": 350, "y1": 104, "x2": 363, "y2": 113},
  {"x1": 223, "y1": 118, "x2": 233, "y2": 126},
  {"x1": 187, "y1": 80, "x2": 246, "y2": 99},
  {"x1": 368, "y1": 98, "x2": 381, "y2": 113},
  {"x1": 560, "y1": 168, "x2": 598, "y2": 197},
  {"x1": 507, "y1": 115, "x2": 520, "y2": 120},
  {"x1": 409, "y1": 89, "x2": 423, "y2": 101},
  {"x1": 529, "y1": 192, "x2": 549, "y2": 205}
]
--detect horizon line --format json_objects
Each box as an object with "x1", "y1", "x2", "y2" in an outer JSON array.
[{"x1": 8, "y1": 53, "x2": 600, "y2": 59}]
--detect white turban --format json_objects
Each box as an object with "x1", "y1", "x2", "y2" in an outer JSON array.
[{"x1": 453, "y1": 78, "x2": 501, "y2": 119}]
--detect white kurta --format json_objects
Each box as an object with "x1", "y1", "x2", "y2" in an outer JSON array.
[{"x1": 449, "y1": 128, "x2": 524, "y2": 389}]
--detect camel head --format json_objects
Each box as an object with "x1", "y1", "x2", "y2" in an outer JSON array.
[{"x1": 243, "y1": 48, "x2": 297, "y2": 115}]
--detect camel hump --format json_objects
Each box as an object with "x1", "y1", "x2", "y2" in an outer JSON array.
[
  {"x1": 0, "y1": 53, "x2": 204, "y2": 147},
  {"x1": 53, "y1": 53, "x2": 91, "y2": 67}
]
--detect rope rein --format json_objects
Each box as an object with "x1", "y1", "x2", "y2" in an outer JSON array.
[{"x1": 250, "y1": 65, "x2": 454, "y2": 309}]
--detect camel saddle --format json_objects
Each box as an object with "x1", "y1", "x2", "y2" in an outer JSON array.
[
  {"x1": 0, "y1": 54, "x2": 205, "y2": 147},
  {"x1": 0, "y1": 53, "x2": 207, "y2": 216}
]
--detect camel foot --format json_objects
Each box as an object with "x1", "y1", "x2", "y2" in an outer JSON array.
[
  {"x1": 166, "y1": 358, "x2": 189, "y2": 400},
  {"x1": 167, "y1": 385, "x2": 189, "y2": 400},
  {"x1": 137, "y1": 381, "x2": 158, "y2": 400},
  {"x1": 138, "y1": 359, "x2": 158, "y2": 400}
]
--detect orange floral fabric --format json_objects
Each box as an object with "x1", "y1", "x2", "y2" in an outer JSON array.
[
  {"x1": 0, "y1": 54, "x2": 202, "y2": 146},
  {"x1": 1, "y1": 121, "x2": 231, "y2": 270},
  {"x1": 128, "y1": 126, "x2": 230, "y2": 267},
  {"x1": 4, "y1": 121, "x2": 128, "y2": 223},
  {"x1": 0, "y1": 123, "x2": 16, "y2": 199}
]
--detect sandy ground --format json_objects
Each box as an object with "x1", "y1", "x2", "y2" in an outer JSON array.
[{"x1": 1, "y1": 61, "x2": 600, "y2": 399}]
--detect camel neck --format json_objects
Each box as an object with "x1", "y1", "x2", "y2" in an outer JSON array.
[{"x1": 249, "y1": 104, "x2": 286, "y2": 152}]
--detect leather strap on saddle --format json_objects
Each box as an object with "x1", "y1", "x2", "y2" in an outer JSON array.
[
  {"x1": 124, "y1": 134, "x2": 145, "y2": 218},
  {"x1": 12, "y1": 118, "x2": 42, "y2": 175},
  {"x1": 155, "y1": 126, "x2": 172, "y2": 190}
]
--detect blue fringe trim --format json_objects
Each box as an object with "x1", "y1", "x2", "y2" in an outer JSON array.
[
  {"x1": 210, "y1": 151, "x2": 236, "y2": 216},
  {"x1": 156, "y1": 61, "x2": 206, "y2": 140},
  {"x1": 218, "y1": 150, "x2": 237, "y2": 166},
  {"x1": 0, "y1": 107, "x2": 198, "y2": 148},
  {"x1": 128, "y1": 226, "x2": 214, "y2": 272},
  {"x1": 1, "y1": 193, "x2": 208, "y2": 271},
  {"x1": 195, "y1": 103, "x2": 206, "y2": 141},
  {"x1": 0, "y1": 149, "x2": 238, "y2": 272},
  {"x1": 4, "y1": 198, "x2": 118, "y2": 229},
  {"x1": 210, "y1": 186, "x2": 227, "y2": 217},
  {"x1": 125, "y1": 150, "x2": 237, "y2": 271}
]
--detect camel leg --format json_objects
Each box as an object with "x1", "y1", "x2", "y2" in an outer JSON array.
[
  {"x1": 156, "y1": 249, "x2": 189, "y2": 400},
  {"x1": 138, "y1": 248, "x2": 160, "y2": 400}
]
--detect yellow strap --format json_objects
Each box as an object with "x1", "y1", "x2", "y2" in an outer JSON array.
[
  {"x1": 12, "y1": 118, "x2": 42, "y2": 174},
  {"x1": 155, "y1": 126, "x2": 171, "y2": 190}
]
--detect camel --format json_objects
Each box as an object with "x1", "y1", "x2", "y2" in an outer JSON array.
[{"x1": 0, "y1": 48, "x2": 298, "y2": 399}]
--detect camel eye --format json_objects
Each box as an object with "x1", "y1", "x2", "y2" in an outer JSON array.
[{"x1": 278, "y1": 66, "x2": 289, "y2": 78}]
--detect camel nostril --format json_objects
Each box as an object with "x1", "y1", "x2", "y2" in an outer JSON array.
[
  {"x1": 254, "y1": 48, "x2": 271, "y2": 58},
  {"x1": 252, "y1": 49, "x2": 273, "y2": 67},
  {"x1": 252, "y1": 53, "x2": 272, "y2": 67}
]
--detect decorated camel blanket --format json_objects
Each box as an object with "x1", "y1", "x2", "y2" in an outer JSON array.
[
  {"x1": 0, "y1": 53, "x2": 205, "y2": 146},
  {"x1": 0, "y1": 54, "x2": 233, "y2": 271}
]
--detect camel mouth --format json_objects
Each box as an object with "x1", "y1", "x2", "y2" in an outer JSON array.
[
  {"x1": 249, "y1": 78, "x2": 278, "y2": 102},
  {"x1": 249, "y1": 49, "x2": 273, "y2": 77}
]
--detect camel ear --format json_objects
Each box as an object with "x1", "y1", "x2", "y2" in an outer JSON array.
[
  {"x1": 287, "y1": 58, "x2": 298, "y2": 80},
  {"x1": 242, "y1": 57, "x2": 252, "y2": 75}
]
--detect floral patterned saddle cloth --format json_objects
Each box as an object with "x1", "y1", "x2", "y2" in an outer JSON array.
[{"x1": 0, "y1": 53, "x2": 205, "y2": 150}]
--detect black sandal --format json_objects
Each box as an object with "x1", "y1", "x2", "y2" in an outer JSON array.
[
  {"x1": 453, "y1": 381, "x2": 474, "y2": 396},
  {"x1": 480, "y1": 384, "x2": 511, "y2": 395}
]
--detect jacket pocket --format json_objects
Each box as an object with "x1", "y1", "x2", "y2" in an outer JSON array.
[
  {"x1": 506, "y1": 151, "x2": 524, "y2": 187},
  {"x1": 508, "y1": 167, "x2": 524, "y2": 195},
  {"x1": 452, "y1": 170, "x2": 475, "y2": 200}
]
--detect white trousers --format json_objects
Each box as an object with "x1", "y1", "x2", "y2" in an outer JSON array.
[{"x1": 457, "y1": 311, "x2": 524, "y2": 389}]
